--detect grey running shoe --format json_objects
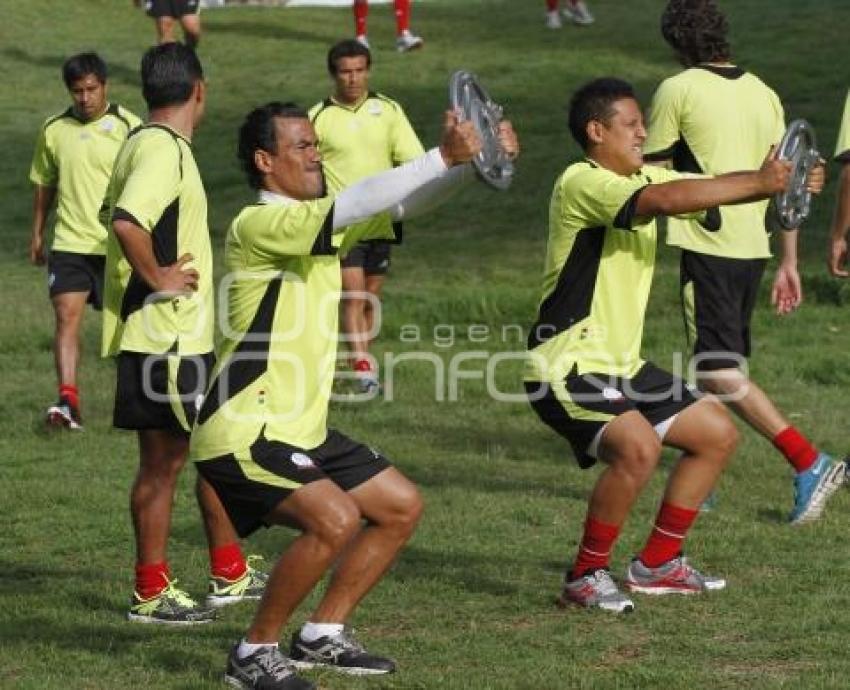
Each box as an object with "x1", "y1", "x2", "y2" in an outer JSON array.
[
  {"x1": 225, "y1": 643, "x2": 314, "y2": 690},
  {"x1": 564, "y1": 0, "x2": 595, "y2": 25},
  {"x1": 127, "y1": 579, "x2": 216, "y2": 625},
  {"x1": 355, "y1": 34, "x2": 370, "y2": 50},
  {"x1": 788, "y1": 453, "x2": 846, "y2": 525},
  {"x1": 546, "y1": 10, "x2": 563, "y2": 28},
  {"x1": 396, "y1": 30, "x2": 424, "y2": 52},
  {"x1": 290, "y1": 629, "x2": 396, "y2": 675},
  {"x1": 625, "y1": 556, "x2": 726, "y2": 595},
  {"x1": 557, "y1": 568, "x2": 634, "y2": 613},
  {"x1": 207, "y1": 558, "x2": 269, "y2": 608}
]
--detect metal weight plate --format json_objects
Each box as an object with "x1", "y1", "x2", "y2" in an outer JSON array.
[
  {"x1": 449, "y1": 70, "x2": 514, "y2": 190},
  {"x1": 774, "y1": 119, "x2": 819, "y2": 230}
]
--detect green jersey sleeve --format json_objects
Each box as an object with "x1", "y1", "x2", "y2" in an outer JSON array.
[
  {"x1": 645, "y1": 78, "x2": 683, "y2": 158},
  {"x1": 234, "y1": 197, "x2": 336, "y2": 267},
  {"x1": 113, "y1": 132, "x2": 181, "y2": 232},
  {"x1": 560, "y1": 166, "x2": 652, "y2": 231},
  {"x1": 390, "y1": 105, "x2": 425, "y2": 164},
  {"x1": 835, "y1": 91, "x2": 850, "y2": 162},
  {"x1": 29, "y1": 121, "x2": 58, "y2": 187}
]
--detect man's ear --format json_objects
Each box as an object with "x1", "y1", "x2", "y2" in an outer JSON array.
[
  {"x1": 194, "y1": 80, "x2": 206, "y2": 105},
  {"x1": 586, "y1": 120, "x2": 606, "y2": 145},
  {"x1": 254, "y1": 149, "x2": 273, "y2": 174}
]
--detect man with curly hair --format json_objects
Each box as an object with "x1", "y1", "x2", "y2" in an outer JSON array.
[{"x1": 644, "y1": 0, "x2": 845, "y2": 524}]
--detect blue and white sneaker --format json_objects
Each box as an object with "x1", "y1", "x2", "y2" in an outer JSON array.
[{"x1": 788, "y1": 453, "x2": 846, "y2": 525}]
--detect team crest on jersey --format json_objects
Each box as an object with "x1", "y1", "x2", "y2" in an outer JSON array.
[
  {"x1": 368, "y1": 101, "x2": 383, "y2": 116},
  {"x1": 291, "y1": 452, "x2": 315, "y2": 468},
  {"x1": 100, "y1": 119, "x2": 115, "y2": 133}
]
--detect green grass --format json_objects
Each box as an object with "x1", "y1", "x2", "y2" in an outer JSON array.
[{"x1": 4, "y1": 0, "x2": 850, "y2": 688}]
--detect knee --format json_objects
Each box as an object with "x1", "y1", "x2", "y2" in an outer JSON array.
[
  {"x1": 703, "y1": 405, "x2": 739, "y2": 461},
  {"x1": 613, "y1": 436, "x2": 662, "y2": 488},
  {"x1": 380, "y1": 485, "x2": 424, "y2": 536},
  {"x1": 312, "y1": 498, "x2": 361, "y2": 549}
]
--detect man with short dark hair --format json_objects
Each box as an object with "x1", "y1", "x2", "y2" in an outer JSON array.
[
  {"x1": 102, "y1": 42, "x2": 263, "y2": 625},
  {"x1": 190, "y1": 101, "x2": 517, "y2": 687},
  {"x1": 30, "y1": 52, "x2": 141, "y2": 430},
  {"x1": 310, "y1": 39, "x2": 424, "y2": 392},
  {"x1": 524, "y1": 77, "x2": 809, "y2": 612},
  {"x1": 644, "y1": 0, "x2": 846, "y2": 524}
]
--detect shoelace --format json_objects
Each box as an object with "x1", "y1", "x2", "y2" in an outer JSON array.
[
  {"x1": 160, "y1": 579, "x2": 199, "y2": 607},
  {"x1": 333, "y1": 630, "x2": 366, "y2": 654},
  {"x1": 256, "y1": 647, "x2": 293, "y2": 678},
  {"x1": 591, "y1": 570, "x2": 618, "y2": 596}
]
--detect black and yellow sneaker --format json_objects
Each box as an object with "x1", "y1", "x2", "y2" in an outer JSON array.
[
  {"x1": 207, "y1": 558, "x2": 269, "y2": 608},
  {"x1": 224, "y1": 643, "x2": 314, "y2": 690},
  {"x1": 127, "y1": 579, "x2": 216, "y2": 625},
  {"x1": 289, "y1": 629, "x2": 396, "y2": 675}
]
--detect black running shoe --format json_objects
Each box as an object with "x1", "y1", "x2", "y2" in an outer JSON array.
[
  {"x1": 289, "y1": 629, "x2": 396, "y2": 675},
  {"x1": 224, "y1": 643, "x2": 314, "y2": 690}
]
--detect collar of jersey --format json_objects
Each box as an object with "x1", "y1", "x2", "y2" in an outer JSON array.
[
  {"x1": 64, "y1": 102, "x2": 114, "y2": 125},
  {"x1": 258, "y1": 189, "x2": 297, "y2": 206}
]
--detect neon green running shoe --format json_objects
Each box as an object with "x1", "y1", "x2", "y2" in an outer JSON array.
[
  {"x1": 207, "y1": 557, "x2": 269, "y2": 608},
  {"x1": 127, "y1": 579, "x2": 216, "y2": 625}
]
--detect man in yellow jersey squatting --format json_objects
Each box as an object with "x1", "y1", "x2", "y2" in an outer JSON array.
[
  {"x1": 525, "y1": 77, "x2": 821, "y2": 613},
  {"x1": 190, "y1": 102, "x2": 518, "y2": 687}
]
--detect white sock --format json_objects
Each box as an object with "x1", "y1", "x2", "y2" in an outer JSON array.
[
  {"x1": 300, "y1": 621, "x2": 344, "y2": 643},
  {"x1": 237, "y1": 639, "x2": 278, "y2": 660}
]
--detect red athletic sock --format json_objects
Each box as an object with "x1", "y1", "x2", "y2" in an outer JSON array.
[
  {"x1": 210, "y1": 543, "x2": 247, "y2": 581},
  {"x1": 135, "y1": 562, "x2": 170, "y2": 599},
  {"x1": 394, "y1": 0, "x2": 410, "y2": 34},
  {"x1": 639, "y1": 502, "x2": 698, "y2": 568},
  {"x1": 571, "y1": 516, "x2": 620, "y2": 578},
  {"x1": 353, "y1": 0, "x2": 368, "y2": 36},
  {"x1": 773, "y1": 426, "x2": 818, "y2": 473},
  {"x1": 59, "y1": 384, "x2": 79, "y2": 410},
  {"x1": 546, "y1": 0, "x2": 559, "y2": 11},
  {"x1": 353, "y1": 358, "x2": 372, "y2": 373}
]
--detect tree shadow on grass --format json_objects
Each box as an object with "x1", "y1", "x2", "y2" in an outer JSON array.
[{"x1": 1, "y1": 48, "x2": 139, "y2": 87}]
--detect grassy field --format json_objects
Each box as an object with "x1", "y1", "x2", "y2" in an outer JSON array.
[{"x1": 4, "y1": 0, "x2": 850, "y2": 688}]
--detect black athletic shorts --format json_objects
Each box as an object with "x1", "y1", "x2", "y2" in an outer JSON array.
[
  {"x1": 525, "y1": 361, "x2": 698, "y2": 468},
  {"x1": 195, "y1": 429, "x2": 393, "y2": 537},
  {"x1": 145, "y1": 0, "x2": 199, "y2": 18},
  {"x1": 114, "y1": 351, "x2": 214, "y2": 435},
  {"x1": 341, "y1": 241, "x2": 392, "y2": 275},
  {"x1": 47, "y1": 251, "x2": 105, "y2": 310},
  {"x1": 680, "y1": 250, "x2": 767, "y2": 371}
]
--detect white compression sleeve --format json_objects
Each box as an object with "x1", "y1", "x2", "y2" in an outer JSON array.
[
  {"x1": 389, "y1": 163, "x2": 475, "y2": 221},
  {"x1": 332, "y1": 148, "x2": 463, "y2": 230}
]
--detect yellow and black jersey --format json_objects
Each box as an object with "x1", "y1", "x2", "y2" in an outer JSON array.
[
  {"x1": 309, "y1": 92, "x2": 423, "y2": 248},
  {"x1": 645, "y1": 65, "x2": 785, "y2": 258},
  {"x1": 835, "y1": 90, "x2": 850, "y2": 162},
  {"x1": 29, "y1": 103, "x2": 141, "y2": 255},
  {"x1": 102, "y1": 124, "x2": 213, "y2": 357},
  {"x1": 525, "y1": 160, "x2": 705, "y2": 382},
  {"x1": 190, "y1": 193, "x2": 395, "y2": 461}
]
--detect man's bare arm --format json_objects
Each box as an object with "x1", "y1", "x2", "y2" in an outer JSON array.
[
  {"x1": 827, "y1": 163, "x2": 850, "y2": 277},
  {"x1": 113, "y1": 219, "x2": 198, "y2": 295},
  {"x1": 31, "y1": 184, "x2": 56, "y2": 265}
]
